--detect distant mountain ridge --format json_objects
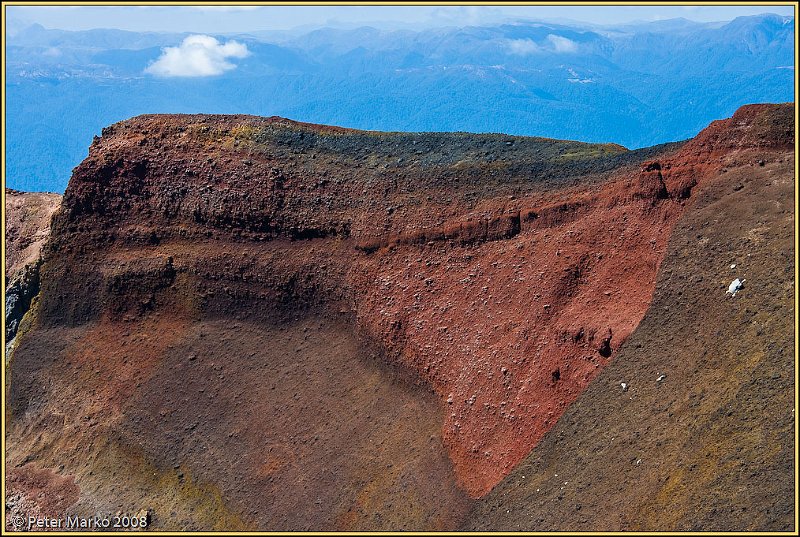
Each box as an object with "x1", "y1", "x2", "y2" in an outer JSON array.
[{"x1": 5, "y1": 13, "x2": 794, "y2": 192}]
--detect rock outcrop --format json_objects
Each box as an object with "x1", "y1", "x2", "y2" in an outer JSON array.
[{"x1": 5, "y1": 189, "x2": 61, "y2": 343}]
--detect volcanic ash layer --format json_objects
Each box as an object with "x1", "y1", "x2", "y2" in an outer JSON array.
[{"x1": 6, "y1": 103, "x2": 794, "y2": 530}]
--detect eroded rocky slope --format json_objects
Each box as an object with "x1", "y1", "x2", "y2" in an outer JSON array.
[
  {"x1": 4, "y1": 189, "x2": 61, "y2": 345},
  {"x1": 465, "y1": 106, "x2": 795, "y2": 531},
  {"x1": 5, "y1": 103, "x2": 794, "y2": 530}
]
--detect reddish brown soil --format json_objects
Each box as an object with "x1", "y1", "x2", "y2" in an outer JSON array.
[
  {"x1": 6, "y1": 103, "x2": 793, "y2": 529},
  {"x1": 5, "y1": 464, "x2": 79, "y2": 532}
]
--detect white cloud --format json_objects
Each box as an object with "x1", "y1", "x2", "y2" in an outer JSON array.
[
  {"x1": 505, "y1": 35, "x2": 579, "y2": 56},
  {"x1": 145, "y1": 34, "x2": 249, "y2": 77},
  {"x1": 506, "y1": 38, "x2": 541, "y2": 55},
  {"x1": 546, "y1": 34, "x2": 578, "y2": 53}
]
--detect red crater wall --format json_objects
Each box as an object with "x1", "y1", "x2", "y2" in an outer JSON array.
[{"x1": 14, "y1": 103, "x2": 793, "y2": 509}]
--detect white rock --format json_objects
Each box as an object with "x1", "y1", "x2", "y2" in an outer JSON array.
[
  {"x1": 726, "y1": 278, "x2": 745, "y2": 297},
  {"x1": 620, "y1": 382, "x2": 628, "y2": 391}
]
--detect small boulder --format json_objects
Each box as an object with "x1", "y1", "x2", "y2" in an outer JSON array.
[{"x1": 726, "y1": 278, "x2": 745, "y2": 297}]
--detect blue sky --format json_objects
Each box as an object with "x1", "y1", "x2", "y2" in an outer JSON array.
[{"x1": 6, "y1": 5, "x2": 796, "y2": 34}]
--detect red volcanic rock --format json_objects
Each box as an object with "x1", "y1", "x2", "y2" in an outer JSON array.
[
  {"x1": 662, "y1": 103, "x2": 793, "y2": 199},
  {"x1": 7, "y1": 103, "x2": 794, "y2": 529},
  {"x1": 466, "y1": 111, "x2": 795, "y2": 531},
  {"x1": 683, "y1": 103, "x2": 794, "y2": 154},
  {"x1": 351, "y1": 174, "x2": 687, "y2": 495},
  {"x1": 632, "y1": 161, "x2": 669, "y2": 203}
]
